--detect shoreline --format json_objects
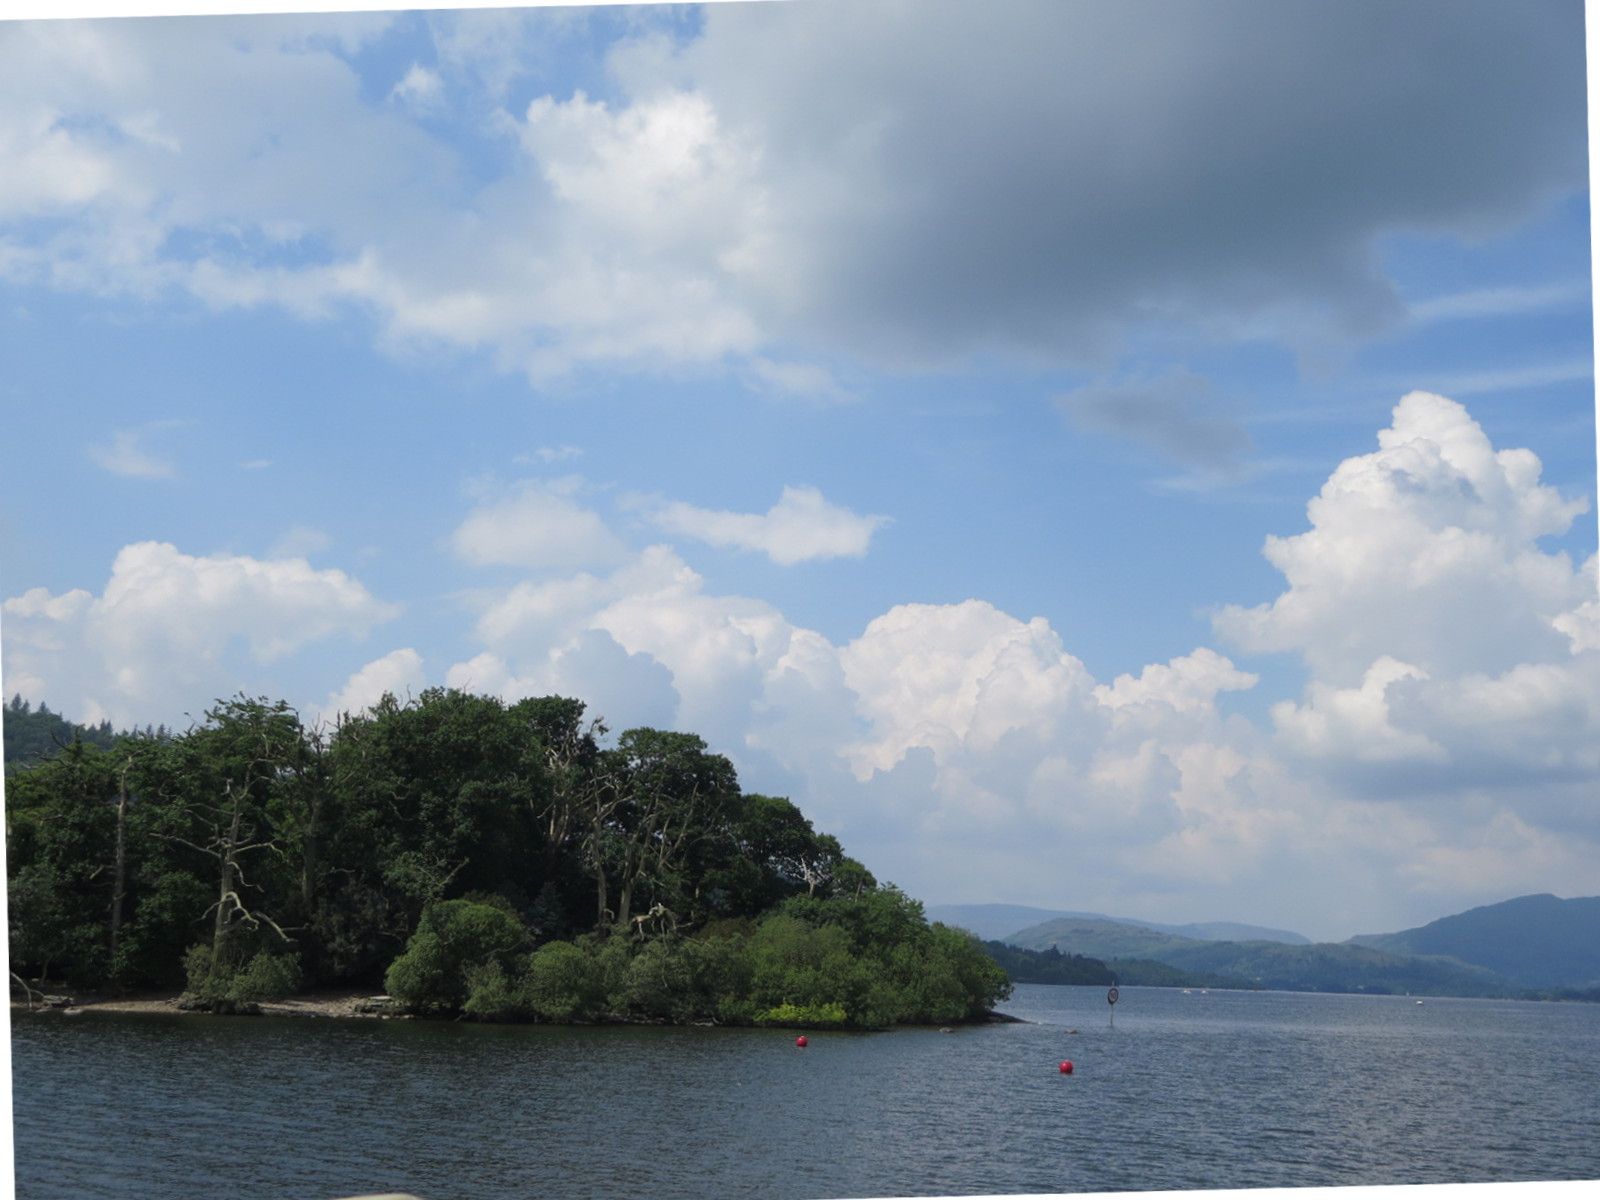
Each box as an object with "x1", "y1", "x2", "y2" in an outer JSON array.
[
  {"x1": 11, "y1": 990, "x2": 395, "y2": 1020},
  {"x1": 12, "y1": 989, "x2": 1026, "y2": 1027}
]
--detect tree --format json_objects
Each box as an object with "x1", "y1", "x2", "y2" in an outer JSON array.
[
  {"x1": 6, "y1": 739, "x2": 122, "y2": 985},
  {"x1": 320, "y1": 688, "x2": 542, "y2": 978},
  {"x1": 144, "y1": 698, "x2": 307, "y2": 996},
  {"x1": 593, "y1": 729, "x2": 740, "y2": 930}
]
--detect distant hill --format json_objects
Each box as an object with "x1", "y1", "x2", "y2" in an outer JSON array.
[
  {"x1": 3, "y1": 696, "x2": 170, "y2": 771},
  {"x1": 1005, "y1": 916, "x2": 1209, "y2": 960},
  {"x1": 3, "y1": 696, "x2": 117, "y2": 767},
  {"x1": 927, "y1": 904, "x2": 1104, "y2": 941},
  {"x1": 979, "y1": 941, "x2": 1117, "y2": 986},
  {"x1": 1008, "y1": 915, "x2": 1524, "y2": 997},
  {"x1": 927, "y1": 903, "x2": 1308, "y2": 946},
  {"x1": 944, "y1": 894, "x2": 1597, "y2": 999},
  {"x1": 1145, "y1": 919, "x2": 1310, "y2": 945},
  {"x1": 1154, "y1": 939, "x2": 1519, "y2": 997},
  {"x1": 1349, "y1": 894, "x2": 1600, "y2": 989}
]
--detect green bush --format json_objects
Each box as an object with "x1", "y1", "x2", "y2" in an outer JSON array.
[
  {"x1": 756, "y1": 1001, "x2": 848, "y2": 1028},
  {"x1": 520, "y1": 941, "x2": 606, "y2": 1021},
  {"x1": 179, "y1": 943, "x2": 301, "y2": 1009},
  {"x1": 183, "y1": 942, "x2": 216, "y2": 993},
  {"x1": 228, "y1": 950, "x2": 301, "y2": 1002},
  {"x1": 385, "y1": 899, "x2": 529, "y2": 1012},
  {"x1": 463, "y1": 960, "x2": 525, "y2": 1020}
]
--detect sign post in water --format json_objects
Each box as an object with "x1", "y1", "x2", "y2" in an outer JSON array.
[{"x1": 1107, "y1": 984, "x2": 1119, "y2": 1027}]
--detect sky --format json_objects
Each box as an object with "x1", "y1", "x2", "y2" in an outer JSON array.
[{"x1": 0, "y1": 0, "x2": 1596, "y2": 942}]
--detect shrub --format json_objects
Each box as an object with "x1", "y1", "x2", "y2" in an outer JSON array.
[
  {"x1": 463, "y1": 961, "x2": 525, "y2": 1020},
  {"x1": 179, "y1": 943, "x2": 301, "y2": 1010},
  {"x1": 385, "y1": 899, "x2": 529, "y2": 1012},
  {"x1": 521, "y1": 941, "x2": 606, "y2": 1021},
  {"x1": 755, "y1": 1002, "x2": 848, "y2": 1029},
  {"x1": 228, "y1": 950, "x2": 301, "y2": 1002}
]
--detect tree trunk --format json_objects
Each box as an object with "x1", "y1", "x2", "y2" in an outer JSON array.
[
  {"x1": 212, "y1": 782, "x2": 243, "y2": 964},
  {"x1": 617, "y1": 880, "x2": 634, "y2": 930},
  {"x1": 109, "y1": 757, "x2": 130, "y2": 967}
]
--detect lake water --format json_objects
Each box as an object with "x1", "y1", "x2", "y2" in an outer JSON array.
[{"x1": 11, "y1": 984, "x2": 1600, "y2": 1199}]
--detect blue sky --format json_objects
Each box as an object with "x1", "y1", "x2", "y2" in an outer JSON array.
[{"x1": 1, "y1": 1, "x2": 1596, "y2": 939}]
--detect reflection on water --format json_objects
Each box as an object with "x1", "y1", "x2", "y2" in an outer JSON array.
[{"x1": 12, "y1": 985, "x2": 1600, "y2": 1199}]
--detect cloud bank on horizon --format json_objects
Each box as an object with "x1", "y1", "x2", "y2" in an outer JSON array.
[
  {"x1": 0, "y1": 1, "x2": 1595, "y2": 941},
  {"x1": 8, "y1": 391, "x2": 1595, "y2": 941}
]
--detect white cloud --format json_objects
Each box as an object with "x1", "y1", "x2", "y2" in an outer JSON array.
[
  {"x1": 2, "y1": 540, "x2": 398, "y2": 727},
  {"x1": 317, "y1": 647, "x2": 425, "y2": 726},
  {"x1": 451, "y1": 479, "x2": 629, "y2": 571},
  {"x1": 838, "y1": 600, "x2": 1096, "y2": 778},
  {"x1": 1215, "y1": 391, "x2": 1590, "y2": 683},
  {"x1": 435, "y1": 392, "x2": 1599, "y2": 938},
  {"x1": 745, "y1": 357, "x2": 852, "y2": 403},
  {"x1": 1553, "y1": 559, "x2": 1600, "y2": 653},
  {"x1": 1095, "y1": 648, "x2": 1259, "y2": 717},
  {"x1": 389, "y1": 64, "x2": 444, "y2": 115},
  {"x1": 647, "y1": 485, "x2": 888, "y2": 565},
  {"x1": 1271, "y1": 656, "x2": 1448, "y2": 766},
  {"x1": 88, "y1": 427, "x2": 176, "y2": 479},
  {"x1": 0, "y1": 5, "x2": 1582, "y2": 380},
  {"x1": 1217, "y1": 393, "x2": 1599, "y2": 823}
]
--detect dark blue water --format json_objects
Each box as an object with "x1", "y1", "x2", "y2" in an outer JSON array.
[{"x1": 11, "y1": 985, "x2": 1600, "y2": 1198}]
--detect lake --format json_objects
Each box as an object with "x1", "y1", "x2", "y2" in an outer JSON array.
[{"x1": 11, "y1": 984, "x2": 1600, "y2": 1198}]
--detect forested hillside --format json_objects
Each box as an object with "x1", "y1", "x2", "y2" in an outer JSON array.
[
  {"x1": 3, "y1": 696, "x2": 121, "y2": 766},
  {"x1": 1007, "y1": 911, "x2": 1559, "y2": 997},
  {"x1": 1349, "y1": 894, "x2": 1600, "y2": 989},
  {"x1": 5, "y1": 690, "x2": 1009, "y2": 1028}
]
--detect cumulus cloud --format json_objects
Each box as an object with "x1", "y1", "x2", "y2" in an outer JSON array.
[
  {"x1": 1215, "y1": 391, "x2": 1590, "y2": 682},
  {"x1": 646, "y1": 485, "x2": 888, "y2": 565},
  {"x1": 1212, "y1": 392, "x2": 1598, "y2": 822},
  {"x1": 451, "y1": 479, "x2": 629, "y2": 571},
  {"x1": 1095, "y1": 648, "x2": 1259, "y2": 717},
  {"x1": 317, "y1": 647, "x2": 425, "y2": 726},
  {"x1": 0, "y1": 2, "x2": 1583, "y2": 379},
  {"x1": 433, "y1": 391, "x2": 1598, "y2": 936},
  {"x1": 2, "y1": 540, "x2": 398, "y2": 727}
]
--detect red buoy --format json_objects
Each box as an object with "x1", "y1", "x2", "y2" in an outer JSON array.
[
  {"x1": 796, "y1": 1035, "x2": 808, "y2": 1047},
  {"x1": 1059, "y1": 1060, "x2": 1074, "y2": 1074}
]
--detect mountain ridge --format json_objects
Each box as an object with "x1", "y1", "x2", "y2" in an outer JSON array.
[
  {"x1": 994, "y1": 892, "x2": 1599, "y2": 997},
  {"x1": 925, "y1": 902, "x2": 1309, "y2": 945},
  {"x1": 1346, "y1": 893, "x2": 1600, "y2": 989}
]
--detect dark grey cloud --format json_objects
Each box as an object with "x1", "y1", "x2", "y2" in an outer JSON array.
[
  {"x1": 677, "y1": 0, "x2": 1586, "y2": 366},
  {"x1": 1059, "y1": 368, "x2": 1252, "y2": 472}
]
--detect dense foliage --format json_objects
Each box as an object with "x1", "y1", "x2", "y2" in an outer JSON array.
[
  {"x1": 5, "y1": 691, "x2": 1008, "y2": 1028},
  {"x1": 3, "y1": 696, "x2": 122, "y2": 767}
]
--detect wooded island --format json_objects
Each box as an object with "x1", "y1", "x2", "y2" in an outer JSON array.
[{"x1": 5, "y1": 691, "x2": 1010, "y2": 1028}]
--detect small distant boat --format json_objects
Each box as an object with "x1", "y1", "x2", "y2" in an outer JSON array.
[
  {"x1": 1182, "y1": 989, "x2": 1192, "y2": 994},
  {"x1": 1415, "y1": 999, "x2": 1425, "y2": 1005}
]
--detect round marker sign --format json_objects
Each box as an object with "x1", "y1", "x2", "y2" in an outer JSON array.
[{"x1": 1107, "y1": 986, "x2": 1120, "y2": 1005}]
